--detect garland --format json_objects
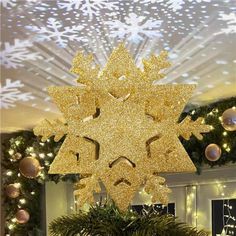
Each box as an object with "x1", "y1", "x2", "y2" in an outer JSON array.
[
  {"x1": 49, "y1": 203, "x2": 208, "y2": 236},
  {"x1": 181, "y1": 96, "x2": 236, "y2": 173},
  {"x1": 1, "y1": 97, "x2": 235, "y2": 235}
]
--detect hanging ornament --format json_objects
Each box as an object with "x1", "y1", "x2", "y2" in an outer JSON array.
[
  {"x1": 19, "y1": 156, "x2": 41, "y2": 178},
  {"x1": 205, "y1": 144, "x2": 222, "y2": 162},
  {"x1": 11, "y1": 152, "x2": 22, "y2": 162},
  {"x1": 16, "y1": 209, "x2": 30, "y2": 224},
  {"x1": 5, "y1": 184, "x2": 20, "y2": 198},
  {"x1": 221, "y1": 108, "x2": 236, "y2": 131}
]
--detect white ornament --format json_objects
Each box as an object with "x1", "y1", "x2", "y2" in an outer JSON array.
[
  {"x1": 106, "y1": 13, "x2": 162, "y2": 43},
  {"x1": 0, "y1": 39, "x2": 42, "y2": 69},
  {"x1": 58, "y1": 0, "x2": 118, "y2": 20},
  {"x1": 26, "y1": 18, "x2": 86, "y2": 48},
  {"x1": 0, "y1": 79, "x2": 35, "y2": 109}
]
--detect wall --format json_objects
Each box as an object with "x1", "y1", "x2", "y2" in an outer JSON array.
[{"x1": 45, "y1": 182, "x2": 74, "y2": 236}]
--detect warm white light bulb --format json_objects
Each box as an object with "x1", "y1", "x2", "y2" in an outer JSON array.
[
  {"x1": 19, "y1": 198, "x2": 26, "y2": 204},
  {"x1": 8, "y1": 224, "x2": 15, "y2": 230},
  {"x1": 15, "y1": 140, "x2": 21, "y2": 146},
  {"x1": 223, "y1": 143, "x2": 227, "y2": 148},
  {"x1": 39, "y1": 153, "x2": 45, "y2": 158},
  {"x1": 8, "y1": 149, "x2": 14, "y2": 155},
  {"x1": 47, "y1": 153, "x2": 53, "y2": 157},
  {"x1": 6, "y1": 171, "x2": 13, "y2": 176}
]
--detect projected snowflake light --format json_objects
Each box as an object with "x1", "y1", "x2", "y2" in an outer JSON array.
[{"x1": 1, "y1": 0, "x2": 236, "y2": 133}]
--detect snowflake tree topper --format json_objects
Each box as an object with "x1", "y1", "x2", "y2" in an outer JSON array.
[{"x1": 34, "y1": 44, "x2": 211, "y2": 211}]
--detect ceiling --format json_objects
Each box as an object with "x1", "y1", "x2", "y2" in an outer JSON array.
[{"x1": 1, "y1": 0, "x2": 236, "y2": 132}]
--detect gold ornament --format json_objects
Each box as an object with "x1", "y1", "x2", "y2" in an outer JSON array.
[
  {"x1": 34, "y1": 44, "x2": 211, "y2": 211},
  {"x1": 221, "y1": 108, "x2": 236, "y2": 131},
  {"x1": 5, "y1": 184, "x2": 20, "y2": 198},
  {"x1": 205, "y1": 144, "x2": 222, "y2": 162},
  {"x1": 16, "y1": 209, "x2": 30, "y2": 224},
  {"x1": 19, "y1": 156, "x2": 41, "y2": 178}
]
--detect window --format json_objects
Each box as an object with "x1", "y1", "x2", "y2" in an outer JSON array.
[{"x1": 212, "y1": 199, "x2": 236, "y2": 236}]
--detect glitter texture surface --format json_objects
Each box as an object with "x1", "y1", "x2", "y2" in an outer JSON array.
[{"x1": 34, "y1": 44, "x2": 211, "y2": 211}]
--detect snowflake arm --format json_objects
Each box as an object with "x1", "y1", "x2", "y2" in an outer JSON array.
[
  {"x1": 26, "y1": 18, "x2": 85, "y2": 48},
  {"x1": 106, "y1": 13, "x2": 162, "y2": 43},
  {"x1": 1, "y1": 39, "x2": 42, "y2": 69},
  {"x1": 33, "y1": 119, "x2": 68, "y2": 142},
  {"x1": 57, "y1": 0, "x2": 83, "y2": 10},
  {"x1": 58, "y1": 0, "x2": 118, "y2": 20},
  {"x1": 0, "y1": 0, "x2": 16, "y2": 8},
  {"x1": 176, "y1": 116, "x2": 212, "y2": 140},
  {"x1": 144, "y1": 175, "x2": 171, "y2": 205},
  {"x1": 74, "y1": 175, "x2": 101, "y2": 207},
  {"x1": 142, "y1": 51, "x2": 171, "y2": 82},
  {"x1": 0, "y1": 79, "x2": 35, "y2": 109},
  {"x1": 70, "y1": 52, "x2": 100, "y2": 86}
]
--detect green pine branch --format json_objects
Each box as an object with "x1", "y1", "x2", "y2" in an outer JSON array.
[{"x1": 49, "y1": 204, "x2": 208, "y2": 236}]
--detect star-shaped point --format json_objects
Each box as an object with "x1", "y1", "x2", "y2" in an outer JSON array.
[{"x1": 34, "y1": 44, "x2": 211, "y2": 211}]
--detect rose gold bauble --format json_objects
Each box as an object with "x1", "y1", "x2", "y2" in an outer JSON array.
[
  {"x1": 16, "y1": 209, "x2": 30, "y2": 224},
  {"x1": 222, "y1": 108, "x2": 236, "y2": 131},
  {"x1": 5, "y1": 184, "x2": 20, "y2": 198},
  {"x1": 205, "y1": 144, "x2": 222, "y2": 162},
  {"x1": 19, "y1": 156, "x2": 41, "y2": 178}
]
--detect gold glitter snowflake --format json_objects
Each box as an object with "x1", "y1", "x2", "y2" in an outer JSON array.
[{"x1": 34, "y1": 44, "x2": 211, "y2": 211}]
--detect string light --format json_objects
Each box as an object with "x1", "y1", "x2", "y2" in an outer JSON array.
[
  {"x1": 6, "y1": 170, "x2": 13, "y2": 176},
  {"x1": 8, "y1": 224, "x2": 15, "y2": 230},
  {"x1": 27, "y1": 147, "x2": 34, "y2": 152},
  {"x1": 222, "y1": 199, "x2": 236, "y2": 235},
  {"x1": 39, "y1": 153, "x2": 45, "y2": 159},
  {"x1": 15, "y1": 140, "x2": 21, "y2": 146},
  {"x1": 8, "y1": 149, "x2": 14, "y2": 155},
  {"x1": 223, "y1": 131, "x2": 227, "y2": 136},
  {"x1": 44, "y1": 161, "x2": 50, "y2": 166},
  {"x1": 19, "y1": 198, "x2": 26, "y2": 204},
  {"x1": 31, "y1": 153, "x2": 37, "y2": 157},
  {"x1": 222, "y1": 143, "x2": 228, "y2": 149}
]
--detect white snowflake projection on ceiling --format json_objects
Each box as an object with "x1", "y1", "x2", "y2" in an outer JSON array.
[
  {"x1": 0, "y1": 79, "x2": 35, "y2": 109},
  {"x1": 217, "y1": 13, "x2": 236, "y2": 35},
  {"x1": 134, "y1": 0, "x2": 211, "y2": 12},
  {"x1": 58, "y1": 0, "x2": 118, "y2": 20},
  {"x1": 0, "y1": 0, "x2": 236, "y2": 131},
  {"x1": 106, "y1": 13, "x2": 162, "y2": 43},
  {"x1": 0, "y1": 39, "x2": 42, "y2": 69},
  {"x1": 26, "y1": 18, "x2": 87, "y2": 48},
  {"x1": 0, "y1": 0, "x2": 16, "y2": 8}
]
